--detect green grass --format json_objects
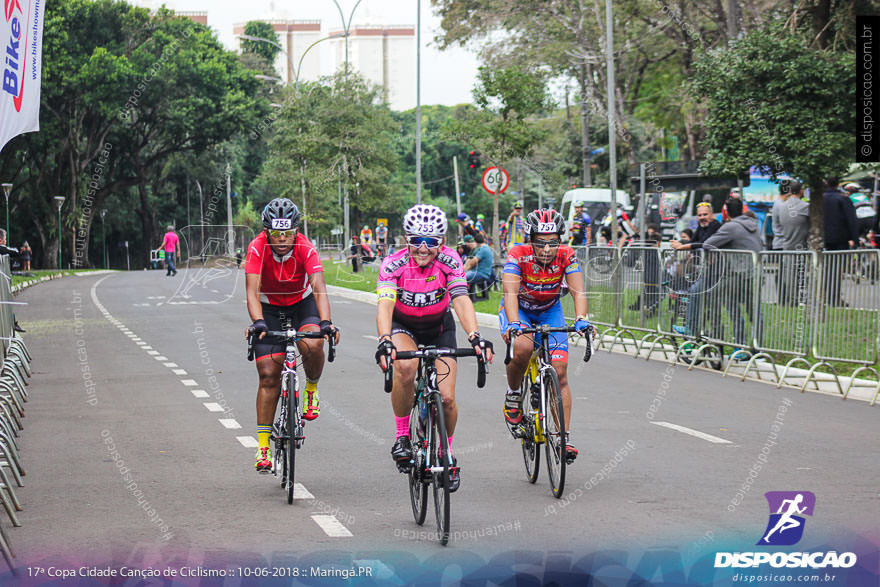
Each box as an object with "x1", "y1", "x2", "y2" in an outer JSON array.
[
  {"x1": 321, "y1": 259, "x2": 503, "y2": 314},
  {"x1": 11, "y1": 268, "x2": 99, "y2": 288}
]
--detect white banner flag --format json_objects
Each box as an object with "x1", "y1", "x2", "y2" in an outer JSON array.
[{"x1": 0, "y1": 0, "x2": 45, "y2": 153}]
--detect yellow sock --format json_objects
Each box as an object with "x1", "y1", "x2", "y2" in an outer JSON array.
[
  {"x1": 257, "y1": 426, "x2": 272, "y2": 449},
  {"x1": 305, "y1": 380, "x2": 317, "y2": 395}
]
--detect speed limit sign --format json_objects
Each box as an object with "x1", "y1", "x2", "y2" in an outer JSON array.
[{"x1": 481, "y1": 166, "x2": 510, "y2": 194}]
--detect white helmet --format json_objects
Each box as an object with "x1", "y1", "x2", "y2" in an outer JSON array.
[{"x1": 402, "y1": 204, "x2": 448, "y2": 237}]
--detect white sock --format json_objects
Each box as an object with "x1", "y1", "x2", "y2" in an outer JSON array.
[{"x1": 506, "y1": 386, "x2": 520, "y2": 398}]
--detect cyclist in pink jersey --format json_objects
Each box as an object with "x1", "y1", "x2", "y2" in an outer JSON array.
[{"x1": 375, "y1": 204, "x2": 494, "y2": 491}]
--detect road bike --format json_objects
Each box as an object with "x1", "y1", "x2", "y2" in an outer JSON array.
[
  {"x1": 248, "y1": 324, "x2": 336, "y2": 504},
  {"x1": 505, "y1": 325, "x2": 592, "y2": 498},
  {"x1": 383, "y1": 346, "x2": 487, "y2": 545}
]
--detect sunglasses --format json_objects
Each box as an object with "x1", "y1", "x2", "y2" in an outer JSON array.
[
  {"x1": 532, "y1": 239, "x2": 561, "y2": 249},
  {"x1": 268, "y1": 229, "x2": 296, "y2": 239},
  {"x1": 406, "y1": 235, "x2": 442, "y2": 249}
]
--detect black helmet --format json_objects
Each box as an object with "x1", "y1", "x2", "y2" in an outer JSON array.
[
  {"x1": 525, "y1": 209, "x2": 565, "y2": 236},
  {"x1": 262, "y1": 198, "x2": 301, "y2": 231}
]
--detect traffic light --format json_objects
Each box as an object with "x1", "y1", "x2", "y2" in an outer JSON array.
[{"x1": 468, "y1": 150, "x2": 481, "y2": 169}]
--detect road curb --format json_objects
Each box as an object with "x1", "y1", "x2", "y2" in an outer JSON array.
[{"x1": 11, "y1": 272, "x2": 65, "y2": 294}]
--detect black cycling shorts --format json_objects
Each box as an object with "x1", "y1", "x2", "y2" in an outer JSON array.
[
  {"x1": 391, "y1": 310, "x2": 457, "y2": 358},
  {"x1": 254, "y1": 296, "x2": 320, "y2": 361}
]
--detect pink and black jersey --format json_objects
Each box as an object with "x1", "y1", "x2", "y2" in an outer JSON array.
[
  {"x1": 504, "y1": 244, "x2": 581, "y2": 311},
  {"x1": 245, "y1": 232, "x2": 323, "y2": 306},
  {"x1": 377, "y1": 246, "x2": 468, "y2": 328}
]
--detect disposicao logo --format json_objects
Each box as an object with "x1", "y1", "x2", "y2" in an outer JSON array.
[
  {"x1": 714, "y1": 491, "x2": 857, "y2": 570},
  {"x1": 2, "y1": 0, "x2": 26, "y2": 111},
  {"x1": 758, "y1": 491, "x2": 815, "y2": 546}
]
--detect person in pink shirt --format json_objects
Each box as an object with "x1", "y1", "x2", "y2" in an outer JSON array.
[{"x1": 160, "y1": 225, "x2": 179, "y2": 276}]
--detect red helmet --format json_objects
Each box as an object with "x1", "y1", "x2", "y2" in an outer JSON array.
[{"x1": 525, "y1": 209, "x2": 565, "y2": 236}]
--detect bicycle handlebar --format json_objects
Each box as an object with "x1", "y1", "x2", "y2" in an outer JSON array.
[
  {"x1": 504, "y1": 325, "x2": 594, "y2": 365},
  {"x1": 247, "y1": 327, "x2": 337, "y2": 363},
  {"x1": 381, "y1": 347, "x2": 488, "y2": 393}
]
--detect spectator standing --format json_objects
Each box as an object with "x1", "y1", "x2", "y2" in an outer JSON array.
[
  {"x1": 19, "y1": 240, "x2": 32, "y2": 271},
  {"x1": 775, "y1": 181, "x2": 810, "y2": 305},
  {"x1": 770, "y1": 185, "x2": 791, "y2": 250},
  {"x1": 505, "y1": 201, "x2": 526, "y2": 249},
  {"x1": 701, "y1": 197, "x2": 763, "y2": 350},
  {"x1": 159, "y1": 225, "x2": 179, "y2": 276},
  {"x1": 670, "y1": 203, "x2": 723, "y2": 336},
  {"x1": 823, "y1": 177, "x2": 858, "y2": 306}
]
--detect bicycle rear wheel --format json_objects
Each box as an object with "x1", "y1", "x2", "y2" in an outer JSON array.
[
  {"x1": 521, "y1": 376, "x2": 540, "y2": 484},
  {"x1": 286, "y1": 377, "x2": 297, "y2": 505},
  {"x1": 542, "y1": 367, "x2": 567, "y2": 498},
  {"x1": 408, "y1": 401, "x2": 428, "y2": 525},
  {"x1": 430, "y1": 396, "x2": 451, "y2": 545}
]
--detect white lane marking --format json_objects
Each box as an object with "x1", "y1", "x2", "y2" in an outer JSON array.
[
  {"x1": 334, "y1": 300, "x2": 352, "y2": 304},
  {"x1": 219, "y1": 419, "x2": 241, "y2": 429},
  {"x1": 172, "y1": 368, "x2": 188, "y2": 375},
  {"x1": 295, "y1": 483, "x2": 314, "y2": 500},
  {"x1": 126, "y1": 333, "x2": 137, "y2": 338},
  {"x1": 311, "y1": 515, "x2": 353, "y2": 537},
  {"x1": 650, "y1": 421, "x2": 732, "y2": 444},
  {"x1": 131, "y1": 338, "x2": 142, "y2": 342},
  {"x1": 136, "y1": 342, "x2": 147, "y2": 346},
  {"x1": 237, "y1": 436, "x2": 258, "y2": 448},
  {"x1": 154, "y1": 356, "x2": 168, "y2": 361},
  {"x1": 180, "y1": 379, "x2": 198, "y2": 386},
  {"x1": 797, "y1": 467, "x2": 812, "y2": 470},
  {"x1": 147, "y1": 350, "x2": 160, "y2": 356},
  {"x1": 362, "y1": 335, "x2": 378, "y2": 341},
  {"x1": 142, "y1": 346, "x2": 153, "y2": 350},
  {"x1": 204, "y1": 402, "x2": 224, "y2": 412},
  {"x1": 163, "y1": 362, "x2": 179, "y2": 368},
  {"x1": 191, "y1": 390, "x2": 210, "y2": 398},
  {"x1": 210, "y1": 289, "x2": 219, "y2": 293}
]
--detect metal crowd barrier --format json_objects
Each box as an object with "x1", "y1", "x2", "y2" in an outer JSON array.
[
  {"x1": 813, "y1": 249, "x2": 880, "y2": 401},
  {"x1": 0, "y1": 255, "x2": 31, "y2": 571},
  {"x1": 570, "y1": 245, "x2": 880, "y2": 404}
]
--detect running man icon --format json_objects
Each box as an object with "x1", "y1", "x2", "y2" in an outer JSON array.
[{"x1": 758, "y1": 491, "x2": 816, "y2": 546}]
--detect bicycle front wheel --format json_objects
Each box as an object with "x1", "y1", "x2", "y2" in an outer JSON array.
[
  {"x1": 521, "y1": 375, "x2": 540, "y2": 484},
  {"x1": 286, "y1": 378, "x2": 297, "y2": 505},
  {"x1": 542, "y1": 367, "x2": 567, "y2": 498},
  {"x1": 408, "y1": 402, "x2": 428, "y2": 525},
  {"x1": 430, "y1": 397, "x2": 451, "y2": 545}
]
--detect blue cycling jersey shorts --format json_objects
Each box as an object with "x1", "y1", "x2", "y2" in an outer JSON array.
[{"x1": 498, "y1": 298, "x2": 569, "y2": 362}]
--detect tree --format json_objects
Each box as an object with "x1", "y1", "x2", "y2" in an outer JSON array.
[
  {"x1": 241, "y1": 21, "x2": 282, "y2": 67},
  {"x1": 444, "y1": 66, "x2": 549, "y2": 247},
  {"x1": 259, "y1": 72, "x2": 401, "y2": 240},
  {"x1": 693, "y1": 23, "x2": 855, "y2": 250}
]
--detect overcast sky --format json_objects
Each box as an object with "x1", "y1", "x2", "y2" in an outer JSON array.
[{"x1": 134, "y1": 0, "x2": 480, "y2": 107}]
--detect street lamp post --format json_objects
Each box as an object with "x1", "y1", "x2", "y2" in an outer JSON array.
[
  {"x1": 242, "y1": 32, "x2": 346, "y2": 242},
  {"x1": 100, "y1": 209, "x2": 107, "y2": 269},
  {"x1": 1, "y1": 183, "x2": 11, "y2": 242},
  {"x1": 330, "y1": 0, "x2": 365, "y2": 75},
  {"x1": 54, "y1": 196, "x2": 65, "y2": 269}
]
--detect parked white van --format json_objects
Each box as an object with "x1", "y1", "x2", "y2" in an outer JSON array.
[{"x1": 559, "y1": 187, "x2": 632, "y2": 229}]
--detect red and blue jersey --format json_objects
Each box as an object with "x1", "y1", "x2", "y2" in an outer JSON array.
[{"x1": 504, "y1": 244, "x2": 581, "y2": 311}]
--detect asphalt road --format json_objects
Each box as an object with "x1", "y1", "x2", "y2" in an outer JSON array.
[{"x1": 4, "y1": 267, "x2": 878, "y2": 584}]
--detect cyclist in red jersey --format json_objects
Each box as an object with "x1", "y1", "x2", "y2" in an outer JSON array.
[
  {"x1": 500, "y1": 209, "x2": 590, "y2": 463},
  {"x1": 245, "y1": 198, "x2": 340, "y2": 473}
]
